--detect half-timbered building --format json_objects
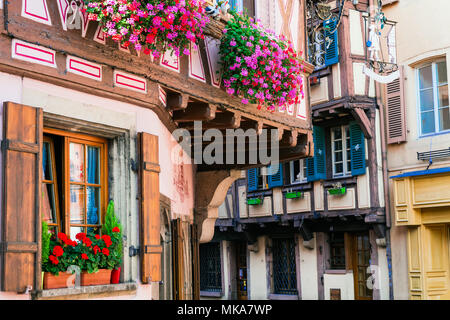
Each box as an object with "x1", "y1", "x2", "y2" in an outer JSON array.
[
  {"x1": 0, "y1": 0, "x2": 313, "y2": 299},
  {"x1": 202, "y1": 0, "x2": 392, "y2": 300}
]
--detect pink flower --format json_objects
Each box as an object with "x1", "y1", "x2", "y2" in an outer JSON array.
[{"x1": 241, "y1": 98, "x2": 249, "y2": 104}]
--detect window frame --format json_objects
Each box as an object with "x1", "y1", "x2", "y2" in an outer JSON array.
[
  {"x1": 199, "y1": 241, "x2": 223, "y2": 295},
  {"x1": 271, "y1": 237, "x2": 298, "y2": 296},
  {"x1": 43, "y1": 128, "x2": 109, "y2": 237},
  {"x1": 329, "y1": 232, "x2": 346, "y2": 270},
  {"x1": 416, "y1": 59, "x2": 450, "y2": 137},
  {"x1": 289, "y1": 159, "x2": 308, "y2": 184},
  {"x1": 331, "y1": 125, "x2": 352, "y2": 178},
  {"x1": 42, "y1": 136, "x2": 61, "y2": 233}
]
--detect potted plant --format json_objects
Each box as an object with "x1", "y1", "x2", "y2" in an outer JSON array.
[
  {"x1": 84, "y1": 0, "x2": 209, "y2": 59},
  {"x1": 285, "y1": 191, "x2": 304, "y2": 199},
  {"x1": 219, "y1": 12, "x2": 305, "y2": 111},
  {"x1": 102, "y1": 201, "x2": 124, "y2": 284},
  {"x1": 42, "y1": 231, "x2": 78, "y2": 290},
  {"x1": 328, "y1": 182, "x2": 347, "y2": 195},
  {"x1": 247, "y1": 197, "x2": 263, "y2": 205}
]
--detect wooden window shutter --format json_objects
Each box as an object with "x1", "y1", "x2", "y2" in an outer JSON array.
[
  {"x1": 191, "y1": 224, "x2": 200, "y2": 300},
  {"x1": 268, "y1": 163, "x2": 283, "y2": 188},
  {"x1": 171, "y1": 218, "x2": 185, "y2": 300},
  {"x1": 138, "y1": 132, "x2": 162, "y2": 283},
  {"x1": 324, "y1": 19, "x2": 339, "y2": 67},
  {"x1": 385, "y1": 66, "x2": 407, "y2": 144},
  {"x1": 247, "y1": 168, "x2": 258, "y2": 192},
  {"x1": 349, "y1": 122, "x2": 366, "y2": 176},
  {"x1": 307, "y1": 126, "x2": 326, "y2": 182},
  {"x1": 1, "y1": 102, "x2": 43, "y2": 292}
]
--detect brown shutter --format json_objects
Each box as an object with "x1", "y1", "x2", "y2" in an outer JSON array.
[
  {"x1": 138, "y1": 132, "x2": 162, "y2": 283},
  {"x1": 385, "y1": 66, "x2": 407, "y2": 144},
  {"x1": 171, "y1": 218, "x2": 185, "y2": 300},
  {"x1": 1, "y1": 102, "x2": 43, "y2": 292},
  {"x1": 191, "y1": 223, "x2": 200, "y2": 300}
]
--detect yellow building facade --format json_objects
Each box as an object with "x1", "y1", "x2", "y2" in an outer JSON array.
[{"x1": 383, "y1": 0, "x2": 450, "y2": 300}]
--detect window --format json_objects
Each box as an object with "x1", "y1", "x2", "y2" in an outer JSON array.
[
  {"x1": 307, "y1": 18, "x2": 339, "y2": 69},
  {"x1": 331, "y1": 125, "x2": 352, "y2": 178},
  {"x1": 289, "y1": 159, "x2": 308, "y2": 184},
  {"x1": 247, "y1": 164, "x2": 283, "y2": 191},
  {"x1": 329, "y1": 233, "x2": 346, "y2": 270},
  {"x1": 230, "y1": 0, "x2": 255, "y2": 17},
  {"x1": 418, "y1": 60, "x2": 449, "y2": 135},
  {"x1": 42, "y1": 137, "x2": 61, "y2": 234},
  {"x1": 200, "y1": 242, "x2": 222, "y2": 293},
  {"x1": 42, "y1": 129, "x2": 108, "y2": 239},
  {"x1": 272, "y1": 238, "x2": 298, "y2": 295}
]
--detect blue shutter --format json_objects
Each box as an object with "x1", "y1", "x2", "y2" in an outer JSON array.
[
  {"x1": 306, "y1": 157, "x2": 315, "y2": 182},
  {"x1": 268, "y1": 164, "x2": 283, "y2": 188},
  {"x1": 247, "y1": 168, "x2": 258, "y2": 192},
  {"x1": 324, "y1": 18, "x2": 339, "y2": 66},
  {"x1": 307, "y1": 126, "x2": 327, "y2": 182},
  {"x1": 350, "y1": 122, "x2": 366, "y2": 176}
]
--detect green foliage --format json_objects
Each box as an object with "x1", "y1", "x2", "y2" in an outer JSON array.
[
  {"x1": 41, "y1": 221, "x2": 52, "y2": 264},
  {"x1": 102, "y1": 201, "x2": 123, "y2": 269}
]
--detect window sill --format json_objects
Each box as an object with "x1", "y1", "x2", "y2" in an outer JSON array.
[
  {"x1": 200, "y1": 291, "x2": 223, "y2": 298},
  {"x1": 419, "y1": 129, "x2": 450, "y2": 139},
  {"x1": 31, "y1": 282, "x2": 137, "y2": 300},
  {"x1": 268, "y1": 293, "x2": 299, "y2": 300},
  {"x1": 325, "y1": 269, "x2": 348, "y2": 275},
  {"x1": 323, "y1": 176, "x2": 357, "y2": 187}
]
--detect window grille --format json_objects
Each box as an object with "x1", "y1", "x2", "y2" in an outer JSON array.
[
  {"x1": 199, "y1": 242, "x2": 222, "y2": 292},
  {"x1": 272, "y1": 238, "x2": 298, "y2": 295}
]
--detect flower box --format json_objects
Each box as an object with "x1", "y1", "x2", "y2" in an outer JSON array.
[
  {"x1": 285, "y1": 191, "x2": 304, "y2": 199},
  {"x1": 247, "y1": 198, "x2": 263, "y2": 205},
  {"x1": 81, "y1": 269, "x2": 112, "y2": 286},
  {"x1": 43, "y1": 272, "x2": 75, "y2": 290},
  {"x1": 328, "y1": 187, "x2": 347, "y2": 195}
]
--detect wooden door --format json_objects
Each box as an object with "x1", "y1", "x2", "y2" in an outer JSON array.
[
  {"x1": 236, "y1": 242, "x2": 248, "y2": 300},
  {"x1": 352, "y1": 232, "x2": 373, "y2": 300},
  {"x1": 172, "y1": 218, "x2": 185, "y2": 300}
]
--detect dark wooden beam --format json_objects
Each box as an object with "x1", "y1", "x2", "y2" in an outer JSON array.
[
  {"x1": 180, "y1": 111, "x2": 242, "y2": 130},
  {"x1": 350, "y1": 106, "x2": 373, "y2": 139},
  {"x1": 166, "y1": 92, "x2": 189, "y2": 111},
  {"x1": 173, "y1": 103, "x2": 217, "y2": 122}
]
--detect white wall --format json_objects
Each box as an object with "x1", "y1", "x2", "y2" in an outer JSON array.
[
  {"x1": 248, "y1": 236, "x2": 268, "y2": 300},
  {"x1": 323, "y1": 273, "x2": 355, "y2": 300},
  {"x1": 299, "y1": 235, "x2": 318, "y2": 300}
]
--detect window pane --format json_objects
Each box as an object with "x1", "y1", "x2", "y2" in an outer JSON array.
[
  {"x1": 86, "y1": 146, "x2": 100, "y2": 184},
  {"x1": 42, "y1": 183, "x2": 57, "y2": 224},
  {"x1": 335, "y1": 163, "x2": 343, "y2": 175},
  {"x1": 335, "y1": 151, "x2": 343, "y2": 162},
  {"x1": 438, "y1": 85, "x2": 449, "y2": 108},
  {"x1": 70, "y1": 184, "x2": 85, "y2": 224},
  {"x1": 439, "y1": 107, "x2": 450, "y2": 132},
  {"x1": 43, "y1": 142, "x2": 53, "y2": 180},
  {"x1": 333, "y1": 127, "x2": 342, "y2": 140},
  {"x1": 70, "y1": 143, "x2": 85, "y2": 182},
  {"x1": 334, "y1": 140, "x2": 342, "y2": 151},
  {"x1": 87, "y1": 187, "x2": 100, "y2": 225},
  {"x1": 292, "y1": 160, "x2": 300, "y2": 182},
  {"x1": 437, "y1": 61, "x2": 447, "y2": 85},
  {"x1": 421, "y1": 111, "x2": 436, "y2": 134},
  {"x1": 419, "y1": 65, "x2": 433, "y2": 89},
  {"x1": 419, "y1": 88, "x2": 435, "y2": 111}
]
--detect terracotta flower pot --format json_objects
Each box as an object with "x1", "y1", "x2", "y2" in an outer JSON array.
[
  {"x1": 43, "y1": 272, "x2": 75, "y2": 290},
  {"x1": 80, "y1": 269, "x2": 112, "y2": 286},
  {"x1": 111, "y1": 267, "x2": 121, "y2": 284}
]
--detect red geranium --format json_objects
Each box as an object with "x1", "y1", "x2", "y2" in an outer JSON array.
[
  {"x1": 52, "y1": 245, "x2": 64, "y2": 258},
  {"x1": 57, "y1": 232, "x2": 67, "y2": 242},
  {"x1": 102, "y1": 248, "x2": 110, "y2": 256},
  {"x1": 83, "y1": 237, "x2": 92, "y2": 247},
  {"x1": 49, "y1": 255, "x2": 59, "y2": 265},
  {"x1": 95, "y1": 234, "x2": 101, "y2": 240},
  {"x1": 112, "y1": 227, "x2": 120, "y2": 233},
  {"x1": 102, "y1": 234, "x2": 112, "y2": 247},
  {"x1": 93, "y1": 245, "x2": 101, "y2": 255},
  {"x1": 76, "y1": 232, "x2": 87, "y2": 241},
  {"x1": 81, "y1": 253, "x2": 89, "y2": 260}
]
